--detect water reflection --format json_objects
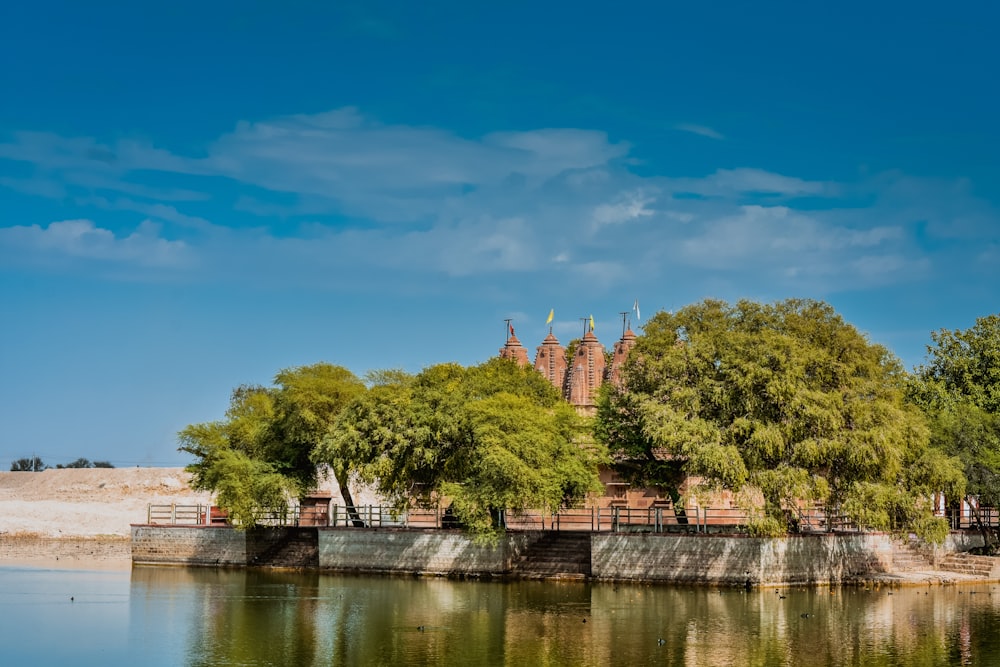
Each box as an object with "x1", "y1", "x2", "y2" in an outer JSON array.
[
  {"x1": 3, "y1": 565, "x2": 1000, "y2": 666},
  {"x1": 126, "y1": 568, "x2": 1000, "y2": 666}
]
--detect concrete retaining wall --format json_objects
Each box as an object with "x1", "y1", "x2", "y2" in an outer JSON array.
[
  {"x1": 131, "y1": 526, "x2": 982, "y2": 584},
  {"x1": 590, "y1": 533, "x2": 894, "y2": 585},
  {"x1": 318, "y1": 528, "x2": 534, "y2": 576}
]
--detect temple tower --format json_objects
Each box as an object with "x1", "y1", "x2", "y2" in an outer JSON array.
[
  {"x1": 566, "y1": 329, "x2": 606, "y2": 414},
  {"x1": 534, "y1": 330, "x2": 567, "y2": 391},
  {"x1": 499, "y1": 330, "x2": 530, "y2": 367},
  {"x1": 609, "y1": 327, "x2": 637, "y2": 385}
]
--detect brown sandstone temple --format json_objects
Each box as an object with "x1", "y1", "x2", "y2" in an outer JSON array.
[{"x1": 499, "y1": 324, "x2": 637, "y2": 414}]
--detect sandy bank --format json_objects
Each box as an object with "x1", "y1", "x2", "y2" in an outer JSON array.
[{"x1": 0, "y1": 467, "x2": 211, "y2": 539}]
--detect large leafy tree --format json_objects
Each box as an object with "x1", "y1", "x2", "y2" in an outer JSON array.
[
  {"x1": 314, "y1": 358, "x2": 606, "y2": 540},
  {"x1": 910, "y1": 314, "x2": 1000, "y2": 546},
  {"x1": 596, "y1": 298, "x2": 962, "y2": 540},
  {"x1": 179, "y1": 363, "x2": 365, "y2": 527}
]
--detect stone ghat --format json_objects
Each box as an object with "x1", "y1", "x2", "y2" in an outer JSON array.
[{"x1": 130, "y1": 526, "x2": 995, "y2": 586}]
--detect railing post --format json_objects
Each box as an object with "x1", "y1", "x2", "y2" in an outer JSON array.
[{"x1": 171, "y1": 503, "x2": 176, "y2": 525}]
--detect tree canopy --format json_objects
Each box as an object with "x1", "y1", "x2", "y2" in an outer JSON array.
[
  {"x1": 596, "y1": 298, "x2": 962, "y2": 539},
  {"x1": 178, "y1": 363, "x2": 365, "y2": 527},
  {"x1": 314, "y1": 358, "x2": 606, "y2": 540},
  {"x1": 10, "y1": 456, "x2": 46, "y2": 472},
  {"x1": 909, "y1": 314, "x2": 1000, "y2": 542}
]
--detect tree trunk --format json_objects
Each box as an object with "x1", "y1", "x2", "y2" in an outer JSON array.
[
  {"x1": 334, "y1": 468, "x2": 366, "y2": 527},
  {"x1": 667, "y1": 488, "x2": 689, "y2": 525},
  {"x1": 967, "y1": 496, "x2": 997, "y2": 553}
]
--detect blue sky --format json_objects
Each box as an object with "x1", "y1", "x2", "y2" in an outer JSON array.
[{"x1": 1, "y1": 2, "x2": 998, "y2": 467}]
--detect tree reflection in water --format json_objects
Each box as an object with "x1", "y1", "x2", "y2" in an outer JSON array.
[{"x1": 122, "y1": 568, "x2": 1000, "y2": 666}]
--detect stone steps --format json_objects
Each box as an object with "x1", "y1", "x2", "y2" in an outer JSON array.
[
  {"x1": 512, "y1": 533, "x2": 592, "y2": 578},
  {"x1": 251, "y1": 528, "x2": 319, "y2": 568},
  {"x1": 893, "y1": 541, "x2": 934, "y2": 571},
  {"x1": 939, "y1": 553, "x2": 996, "y2": 578}
]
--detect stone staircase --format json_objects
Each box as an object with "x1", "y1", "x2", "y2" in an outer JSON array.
[
  {"x1": 250, "y1": 527, "x2": 319, "y2": 568},
  {"x1": 511, "y1": 532, "x2": 592, "y2": 579},
  {"x1": 938, "y1": 552, "x2": 998, "y2": 579},
  {"x1": 893, "y1": 539, "x2": 935, "y2": 572}
]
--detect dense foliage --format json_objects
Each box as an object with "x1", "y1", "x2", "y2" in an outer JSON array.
[
  {"x1": 179, "y1": 363, "x2": 365, "y2": 527},
  {"x1": 910, "y1": 314, "x2": 1000, "y2": 545},
  {"x1": 10, "y1": 456, "x2": 46, "y2": 472},
  {"x1": 314, "y1": 358, "x2": 607, "y2": 541},
  {"x1": 596, "y1": 298, "x2": 962, "y2": 540}
]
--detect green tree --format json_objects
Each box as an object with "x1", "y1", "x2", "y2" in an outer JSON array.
[
  {"x1": 10, "y1": 456, "x2": 46, "y2": 472},
  {"x1": 910, "y1": 314, "x2": 1000, "y2": 547},
  {"x1": 315, "y1": 358, "x2": 606, "y2": 541},
  {"x1": 596, "y1": 298, "x2": 961, "y2": 540},
  {"x1": 56, "y1": 458, "x2": 93, "y2": 469},
  {"x1": 179, "y1": 363, "x2": 365, "y2": 528}
]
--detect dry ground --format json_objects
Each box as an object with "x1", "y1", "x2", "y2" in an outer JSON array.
[{"x1": 0, "y1": 467, "x2": 211, "y2": 538}]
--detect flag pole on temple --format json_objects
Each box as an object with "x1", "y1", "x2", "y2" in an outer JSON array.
[{"x1": 504, "y1": 318, "x2": 513, "y2": 342}]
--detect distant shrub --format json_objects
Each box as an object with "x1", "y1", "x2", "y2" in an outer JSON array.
[
  {"x1": 10, "y1": 457, "x2": 47, "y2": 472},
  {"x1": 56, "y1": 458, "x2": 93, "y2": 469}
]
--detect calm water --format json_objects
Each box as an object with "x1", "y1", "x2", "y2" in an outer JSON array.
[{"x1": 2, "y1": 565, "x2": 1000, "y2": 666}]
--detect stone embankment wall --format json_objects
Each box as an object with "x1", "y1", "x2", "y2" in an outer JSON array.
[
  {"x1": 318, "y1": 529, "x2": 536, "y2": 576},
  {"x1": 132, "y1": 526, "x2": 250, "y2": 565},
  {"x1": 132, "y1": 525, "x2": 535, "y2": 574},
  {"x1": 133, "y1": 526, "x2": 988, "y2": 584},
  {"x1": 131, "y1": 526, "x2": 315, "y2": 566},
  {"x1": 590, "y1": 533, "x2": 894, "y2": 585}
]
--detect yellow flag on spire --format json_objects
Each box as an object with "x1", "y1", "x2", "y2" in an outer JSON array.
[
  {"x1": 546, "y1": 309, "x2": 554, "y2": 325},
  {"x1": 589, "y1": 314, "x2": 595, "y2": 331}
]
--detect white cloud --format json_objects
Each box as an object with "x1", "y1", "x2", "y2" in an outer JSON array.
[
  {"x1": 673, "y1": 205, "x2": 915, "y2": 288},
  {"x1": 592, "y1": 189, "x2": 656, "y2": 228},
  {"x1": 3, "y1": 109, "x2": 992, "y2": 296},
  {"x1": 0, "y1": 219, "x2": 188, "y2": 268}
]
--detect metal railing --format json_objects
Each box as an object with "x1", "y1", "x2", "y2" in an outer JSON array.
[{"x1": 145, "y1": 502, "x2": 999, "y2": 534}]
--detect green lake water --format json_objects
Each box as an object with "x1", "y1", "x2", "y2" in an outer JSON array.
[{"x1": 2, "y1": 564, "x2": 999, "y2": 666}]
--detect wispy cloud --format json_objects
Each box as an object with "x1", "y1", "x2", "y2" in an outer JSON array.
[
  {"x1": 669, "y1": 168, "x2": 836, "y2": 198},
  {"x1": 674, "y1": 123, "x2": 725, "y2": 140},
  {"x1": 1, "y1": 108, "x2": 995, "y2": 296}
]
